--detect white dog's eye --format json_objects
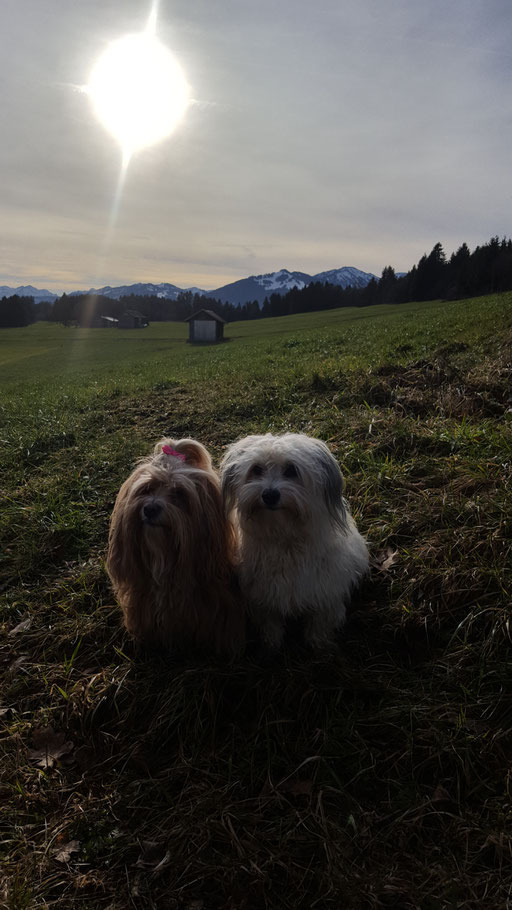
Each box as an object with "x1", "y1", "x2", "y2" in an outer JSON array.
[
  {"x1": 283, "y1": 463, "x2": 299, "y2": 479},
  {"x1": 250, "y1": 464, "x2": 265, "y2": 477}
]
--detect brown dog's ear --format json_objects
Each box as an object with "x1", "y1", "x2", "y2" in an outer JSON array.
[
  {"x1": 155, "y1": 437, "x2": 212, "y2": 471},
  {"x1": 106, "y1": 477, "x2": 140, "y2": 586},
  {"x1": 196, "y1": 474, "x2": 237, "y2": 577}
]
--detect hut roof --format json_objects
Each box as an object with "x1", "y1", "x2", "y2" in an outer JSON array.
[
  {"x1": 122, "y1": 309, "x2": 147, "y2": 319},
  {"x1": 185, "y1": 309, "x2": 226, "y2": 324}
]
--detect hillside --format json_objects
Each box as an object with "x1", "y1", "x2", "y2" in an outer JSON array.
[{"x1": 1, "y1": 293, "x2": 511, "y2": 909}]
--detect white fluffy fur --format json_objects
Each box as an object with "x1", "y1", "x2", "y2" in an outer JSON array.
[{"x1": 220, "y1": 433, "x2": 369, "y2": 650}]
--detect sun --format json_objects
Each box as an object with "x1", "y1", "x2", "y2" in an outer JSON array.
[{"x1": 87, "y1": 27, "x2": 190, "y2": 160}]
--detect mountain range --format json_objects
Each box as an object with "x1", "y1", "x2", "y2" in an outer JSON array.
[
  {"x1": 1, "y1": 266, "x2": 377, "y2": 307},
  {"x1": 0, "y1": 284, "x2": 60, "y2": 304}
]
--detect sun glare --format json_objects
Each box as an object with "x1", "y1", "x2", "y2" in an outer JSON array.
[{"x1": 87, "y1": 29, "x2": 190, "y2": 160}]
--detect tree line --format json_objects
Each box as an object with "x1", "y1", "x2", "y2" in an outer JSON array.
[
  {"x1": 2, "y1": 236, "x2": 512, "y2": 328},
  {"x1": 0, "y1": 295, "x2": 38, "y2": 327},
  {"x1": 253, "y1": 236, "x2": 512, "y2": 319},
  {"x1": 0, "y1": 295, "x2": 54, "y2": 327}
]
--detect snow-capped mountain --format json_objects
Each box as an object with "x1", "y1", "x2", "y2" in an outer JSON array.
[
  {"x1": 312, "y1": 267, "x2": 376, "y2": 289},
  {"x1": 205, "y1": 266, "x2": 376, "y2": 305},
  {"x1": 68, "y1": 282, "x2": 202, "y2": 301},
  {"x1": 255, "y1": 269, "x2": 313, "y2": 292},
  {"x1": 1, "y1": 266, "x2": 378, "y2": 308},
  {"x1": 65, "y1": 267, "x2": 377, "y2": 307},
  {"x1": 204, "y1": 269, "x2": 313, "y2": 306},
  {"x1": 0, "y1": 284, "x2": 58, "y2": 303}
]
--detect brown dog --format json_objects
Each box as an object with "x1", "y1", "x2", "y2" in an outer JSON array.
[{"x1": 107, "y1": 438, "x2": 244, "y2": 659}]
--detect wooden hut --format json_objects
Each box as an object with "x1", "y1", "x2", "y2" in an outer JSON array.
[
  {"x1": 185, "y1": 309, "x2": 226, "y2": 344},
  {"x1": 118, "y1": 309, "x2": 148, "y2": 329}
]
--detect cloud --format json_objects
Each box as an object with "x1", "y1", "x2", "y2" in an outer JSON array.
[{"x1": 1, "y1": 0, "x2": 511, "y2": 289}]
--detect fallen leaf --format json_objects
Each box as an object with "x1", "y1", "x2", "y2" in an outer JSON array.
[
  {"x1": 28, "y1": 726, "x2": 74, "y2": 769},
  {"x1": 8, "y1": 656, "x2": 28, "y2": 675},
  {"x1": 8, "y1": 618, "x2": 32, "y2": 637},
  {"x1": 135, "y1": 841, "x2": 171, "y2": 872},
  {"x1": 279, "y1": 779, "x2": 314, "y2": 797},
  {"x1": 54, "y1": 840, "x2": 80, "y2": 863},
  {"x1": 432, "y1": 785, "x2": 452, "y2": 804},
  {"x1": 372, "y1": 548, "x2": 399, "y2": 572},
  {"x1": 152, "y1": 852, "x2": 171, "y2": 873}
]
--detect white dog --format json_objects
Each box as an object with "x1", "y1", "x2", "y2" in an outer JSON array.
[{"x1": 220, "y1": 433, "x2": 369, "y2": 651}]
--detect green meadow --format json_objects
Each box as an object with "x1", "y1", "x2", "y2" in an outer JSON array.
[{"x1": 1, "y1": 293, "x2": 511, "y2": 909}]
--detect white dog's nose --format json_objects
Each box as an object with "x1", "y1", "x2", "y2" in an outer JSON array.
[{"x1": 262, "y1": 488, "x2": 280, "y2": 507}]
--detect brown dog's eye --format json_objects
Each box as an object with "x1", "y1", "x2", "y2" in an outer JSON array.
[
  {"x1": 251, "y1": 464, "x2": 264, "y2": 477},
  {"x1": 170, "y1": 489, "x2": 189, "y2": 509},
  {"x1": 283, "y1": 463, "x2": 299, "y2": 479}
]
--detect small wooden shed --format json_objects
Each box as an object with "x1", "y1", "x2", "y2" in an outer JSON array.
[
  {"x1": 118, "y1": 309, "x2": 148, "y2": 329},
  {"x1": 185, "y1": 309, "x2": 226, "y2": 344}
]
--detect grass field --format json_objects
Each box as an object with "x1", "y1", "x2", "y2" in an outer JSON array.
[{"x1": 1, "y1": 294, "x2": 511, "y2": 909}]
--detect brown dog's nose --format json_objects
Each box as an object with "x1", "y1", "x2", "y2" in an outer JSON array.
[{"x1": 143, "y1": 502, "x2": 162, "y2": 522}]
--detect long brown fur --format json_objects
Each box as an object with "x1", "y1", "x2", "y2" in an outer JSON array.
[{"x1": 106, "y1": 438, "x2": 245, "y2": 659}]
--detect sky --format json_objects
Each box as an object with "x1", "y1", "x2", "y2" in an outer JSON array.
[{"x1": 1, "y1": 0, "x2": 511, "y2": 293}]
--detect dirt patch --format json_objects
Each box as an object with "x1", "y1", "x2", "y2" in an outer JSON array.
[{"x1": 363, "y1": 353, "x2": 509, "y2": 418}]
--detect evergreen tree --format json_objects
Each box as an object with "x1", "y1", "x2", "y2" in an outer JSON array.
[
  {"x1": 379, "y1": 266, "x2": 398, "y2": 304},
  {"x1": 0, "y1": 295, "x2": 35, "y2": 327}
]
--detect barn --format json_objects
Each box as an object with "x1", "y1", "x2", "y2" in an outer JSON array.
[
  {"x1": 118, "y1": 310, "x2": 148, "y2": 329},
  {"x1": 185, "y1": 309, "x2": 226, "y2": 344}
]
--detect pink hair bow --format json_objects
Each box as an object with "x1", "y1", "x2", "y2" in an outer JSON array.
[{"x1": 161, "y1": 445, "x2": 186, "y2": 462}]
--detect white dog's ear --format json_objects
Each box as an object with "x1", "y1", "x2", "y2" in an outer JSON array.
[
  {"x1": 154, "y1": 438, "x2": 212, "y2": 471},
  {"x1": 314, "y1": 442, "x2": 347, "y2": 531},
  {"x1": 219, "y1": 449, "x2": 238, "y2": 514}
]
